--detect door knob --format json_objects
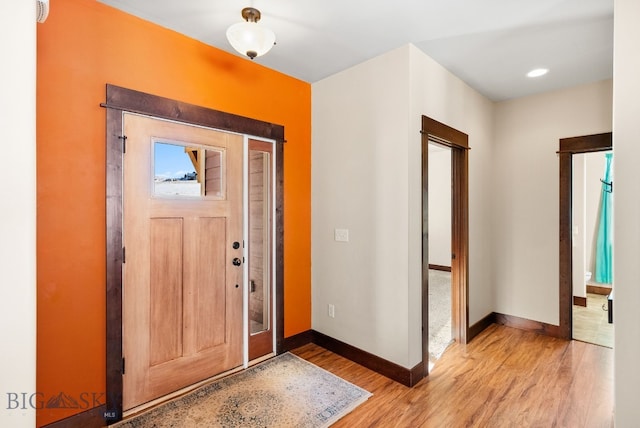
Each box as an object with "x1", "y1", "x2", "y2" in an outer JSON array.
[
  {"x1": 233, "y1": 241, "x2": 240, "y2": 249},
  {"x1": 232, "y1": 257, "x2": 242, "y2": 266}
]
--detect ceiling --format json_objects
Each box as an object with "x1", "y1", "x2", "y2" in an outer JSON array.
[{"x1": 97, "y1": 0, "x2": 613, "y2": 101}]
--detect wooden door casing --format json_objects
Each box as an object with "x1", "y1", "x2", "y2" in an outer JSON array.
[{"x1": 421, "y1": 115, "x2": 470, "y2": 378}]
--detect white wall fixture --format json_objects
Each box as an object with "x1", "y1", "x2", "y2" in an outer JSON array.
[
  {"x1": 328, "y1": 304, "x2": 335, "y2": 318},
  {"x1": 334, "y1": 228, "x2": 349, "y2": 242},
  {"x1": 36, "y1": 0, "x2": 49, "y2": 23},
  {"x1": 226, "y1": 7, "x2": 275, "y2": 60}
]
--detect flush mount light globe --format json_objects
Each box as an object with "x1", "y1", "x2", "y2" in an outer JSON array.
[{"x1": 226, "y1": 7, "x2": 276, "y2": 60}]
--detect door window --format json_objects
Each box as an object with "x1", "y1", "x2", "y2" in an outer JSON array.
[{"x1": 153, "y1": 141, "x2": 225, "y2": 198}]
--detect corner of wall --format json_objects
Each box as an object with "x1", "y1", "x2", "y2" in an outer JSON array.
[
  {"x1": 613, "y1": 0, "x2": 640, "y2": 424},
  {"x1": 0, "y1": 1, "x2": 36, "y2": 428}
]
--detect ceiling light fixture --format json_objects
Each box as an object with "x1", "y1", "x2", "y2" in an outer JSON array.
[
  {"x1": 226, "y1": 7, "x2": 276, "y2": 60},
  {"x1": 527, "y1": 68, "x2": 549, "y2": 78}
]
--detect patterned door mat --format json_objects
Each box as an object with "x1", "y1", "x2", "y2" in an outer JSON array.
[{"x1": 114, "y1": 352, "x2": 372, "y2": 427}]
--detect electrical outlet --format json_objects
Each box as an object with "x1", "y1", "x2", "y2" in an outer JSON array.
[
  {"x1": 328, "y1": 304, "x2": 335, "y2": 318},
  {"x1": 334, "y1": 228, "x2": 349, "y2": 242}
]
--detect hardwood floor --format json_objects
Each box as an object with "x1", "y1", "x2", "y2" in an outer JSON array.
[{"x1": 292, "y1": 324, "x2": 613, "y2": 427}]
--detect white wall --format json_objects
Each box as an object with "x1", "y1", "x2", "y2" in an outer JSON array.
[
  {"x1": 312, "y1": 44, "x2": 495, "y2": 368},
  {"x1": 0, "y1": 1, "x2": 36, "y2": 427},
  {"x1": 312, "y1": 46, "x2": 412, "y2": 367},
  {"x1": 409, "y1": 45, "x2": 495, "y2": 330},
  {"x1": 428, "y1": 146, "x2": 451, "y2": 267},
  {"x1": 493, "y1": 80, "x2": 613, "y2": 325},
  {"x1": 613, "y1": 0, "x2": 640, "y2": 423}
]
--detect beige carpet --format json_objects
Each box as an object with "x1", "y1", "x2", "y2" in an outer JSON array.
[
  {"x1": 115, "y1": 353, "x2": 372, "y2": 427},
  {"x1": 429, "y1": 269, "x2": 453, "y2": 362}
]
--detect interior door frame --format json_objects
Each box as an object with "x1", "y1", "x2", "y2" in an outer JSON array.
[
  {"x1": 421, "y1": 115, "x2": 470, "y2": 375},
  {"x1": 103, "y1": 84, "x2": 285, "y2": 423},
  {"x1": 558, "y1": 132, "x2": 612, "y2": 340}
]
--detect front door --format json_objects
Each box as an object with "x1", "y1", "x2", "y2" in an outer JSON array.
[{"x1": 122, "y1": 113, "x2": 243, "y2": 410}]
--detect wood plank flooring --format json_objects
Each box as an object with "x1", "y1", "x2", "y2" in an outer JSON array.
[{"x1": 292, "y1": 324, "x2": 613, "y2": 427}]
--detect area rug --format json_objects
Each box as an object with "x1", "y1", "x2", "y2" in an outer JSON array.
[{"x1": 115, "y1": 353, "x2": 372, "y2": 427}]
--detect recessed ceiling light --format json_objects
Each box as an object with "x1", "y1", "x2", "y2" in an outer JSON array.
[{"x1": 527, "y1": 68, "x2": 549, "y2": 78}]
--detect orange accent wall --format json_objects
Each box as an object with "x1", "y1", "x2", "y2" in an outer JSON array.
[{"x1": 36, "y1": 0, "x2": 310, "y2": 425}]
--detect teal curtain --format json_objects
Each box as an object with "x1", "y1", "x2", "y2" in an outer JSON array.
[{"x1": 595, "y1": 153, "x2": 613, "y2": 284}]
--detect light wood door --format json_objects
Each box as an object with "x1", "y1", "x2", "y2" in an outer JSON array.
[{"x1": 122, "y1": 113, "x2": 243, "y2": 410}]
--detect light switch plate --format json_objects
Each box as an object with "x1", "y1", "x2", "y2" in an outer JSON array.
[{"x1": 334, "y1": 228, "x2": 349, "y2": 242}]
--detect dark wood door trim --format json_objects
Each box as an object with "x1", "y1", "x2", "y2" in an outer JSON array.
[
  {"x1": 101, "y1": 85, "x2": 285, "y2": 143},
  {"x1": 451, "y1": 143, "x2": 469, "y2": 346},
  {"x1": 421, "y1": 115, "x2": 470, "y2": 377},
  {"x1": 275, "y1": 141, "x2": 285, "y2": 354},
  {"x1": 104, "y1": 105, "x2": 124, "y2": 423},
  {"x1": 558, "y1": 132, "x2": 612, "y2": 341},
  {"x1": 103, "y1": 84, "x2": 285, "y2": 423}
]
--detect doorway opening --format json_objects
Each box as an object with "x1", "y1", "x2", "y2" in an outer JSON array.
[
  {"x1": 421, "y1": 115, "x2": 469, "y2": 376},
  {"x1": 571, "y1": 151, "x2": 614, "y2": 348},
  {"x1": 558, "y1": 132, "x2": 612, "y2": 342},
  {"x1": 427, "y1": 142, "x2": 453, "y2": 366}
]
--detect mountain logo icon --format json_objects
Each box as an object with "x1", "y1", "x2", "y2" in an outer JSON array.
[{"x1": 46, "y1": 392, "x2": 80, "y2": 409}]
